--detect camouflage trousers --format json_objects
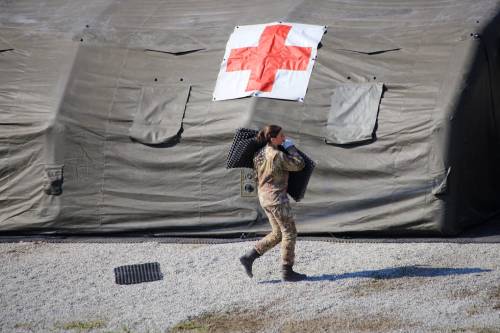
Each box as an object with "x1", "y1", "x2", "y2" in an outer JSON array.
[{"x1": 254, "y1": 203, "x2": 297, "y2": 266}]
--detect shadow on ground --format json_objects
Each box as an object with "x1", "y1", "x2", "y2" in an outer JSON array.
[{"x1": 259, "y1": 265, "x2": 491, "y2": 284}]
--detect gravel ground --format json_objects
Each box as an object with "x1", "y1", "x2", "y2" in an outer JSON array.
[{"x1": 0, "y1": 241, "x2": 499, "y2": 333}]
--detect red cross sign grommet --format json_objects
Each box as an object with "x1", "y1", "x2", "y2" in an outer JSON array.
[{"x1": 213, "y1": 22, "x2": 326, "y2": 102}]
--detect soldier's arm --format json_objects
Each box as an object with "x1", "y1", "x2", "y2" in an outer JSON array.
[{"x1": 278, "y1": 147, "x2": 305, "y2": 172}]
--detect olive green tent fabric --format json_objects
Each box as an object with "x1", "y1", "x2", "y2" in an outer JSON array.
[{"x1": 1, "y1": 0, "x2": 500, "y2": 235}]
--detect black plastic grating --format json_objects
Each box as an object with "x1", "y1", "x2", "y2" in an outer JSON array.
[
  {"x1": 114, "y1": 262, "x2": 163, "y2": 285},
  {"x1": 226, "y1": 128, "x2": 263, "y2": 169}
]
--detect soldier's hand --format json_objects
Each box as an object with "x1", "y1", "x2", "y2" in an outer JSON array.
[{"x1": 282, "y1": 138, "x2": 295, "y2": 150}]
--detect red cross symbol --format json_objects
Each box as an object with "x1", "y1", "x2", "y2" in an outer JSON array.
[{"x1": 226, "y1": 24, "x2": 312, "y2": 92}]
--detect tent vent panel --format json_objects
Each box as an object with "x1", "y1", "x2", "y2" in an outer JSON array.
[
  {"x1": 325, "y1": 83, "x2": 384, "y2": 145},
  {"x1": 129, "y1": 84, "x2": 191, "y2": 145},
  {"x1": 145, "y1": 48, "x2": 205, "y2": 56},
  {"x1": 335, "y1": 48, "x2": 400, "y2": 55}
]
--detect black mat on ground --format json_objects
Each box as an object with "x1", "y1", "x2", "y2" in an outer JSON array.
[
  {"x1": 226, "y1": 128, "x2": 316, "y2": 201},
  {"x1": 114, "y1": 262, "x2": 163, "y2": 285}
]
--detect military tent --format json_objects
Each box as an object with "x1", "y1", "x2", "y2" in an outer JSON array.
[{"x1": 1, "y1": 0, "x2": 500, "y2": 236}]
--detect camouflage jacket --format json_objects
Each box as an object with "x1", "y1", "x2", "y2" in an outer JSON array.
[{"x1": 253, "y1": 144, "x2": 305, "y2": 207}]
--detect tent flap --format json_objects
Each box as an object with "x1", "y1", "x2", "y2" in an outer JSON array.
[
  {"x1": 325, "y1": 83, "x2": 384, "y2": 145},
  {"x1": 129, "y1": 84, "x2": 191, "y2": 145}
]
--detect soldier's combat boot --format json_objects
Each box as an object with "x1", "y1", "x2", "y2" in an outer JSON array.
[
  {"x1": 239, "y1": 248, "x2": 261, "y2": 278},
  {"x1": 281, "y1": 264, "x2": 307, "y2": 282}
]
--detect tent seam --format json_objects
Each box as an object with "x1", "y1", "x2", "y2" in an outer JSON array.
[
  {"x1": 97, "y1": 51, "x2": 130, "y2": 226},
  {"x1": 198, "y1": 93, "x2": 213, "y2": 224},
  {"x1": 97, "y1": 1, "x2": 167, "y2": 225}
]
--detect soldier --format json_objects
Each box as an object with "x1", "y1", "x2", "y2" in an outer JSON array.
[{"x1": 239, "y1": 124, "x2": 307, "y2": 282}]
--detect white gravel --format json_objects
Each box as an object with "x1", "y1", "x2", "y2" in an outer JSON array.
[{"x1": 0, "y1": 241, "x2": 499, "y2": 332}]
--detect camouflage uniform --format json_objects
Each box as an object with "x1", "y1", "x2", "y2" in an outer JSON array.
[{"x1": 253, "y1": 144, "x2": 305, "y2": 266}]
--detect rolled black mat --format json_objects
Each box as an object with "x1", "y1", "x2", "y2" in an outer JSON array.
[
  {"x1": 288, "y1": 149, "x2": 315, "y2": 202},
  {"x1": 114, "y1": 262, "x2": 163, "y2": 285},
  {"x1": 226, "y1": 128, "x2": 262, "y2": 169}
]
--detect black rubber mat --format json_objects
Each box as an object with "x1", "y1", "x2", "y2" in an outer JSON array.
[
  {"x1": 226, "y1": 128, "x2": 262, "y2": 169},
  {"x1": 114, "y1": 262, "x2": 163, "y2": 285},
  {"x1": 288, "y1": 149, "x2": 316, "y2": 202}
]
